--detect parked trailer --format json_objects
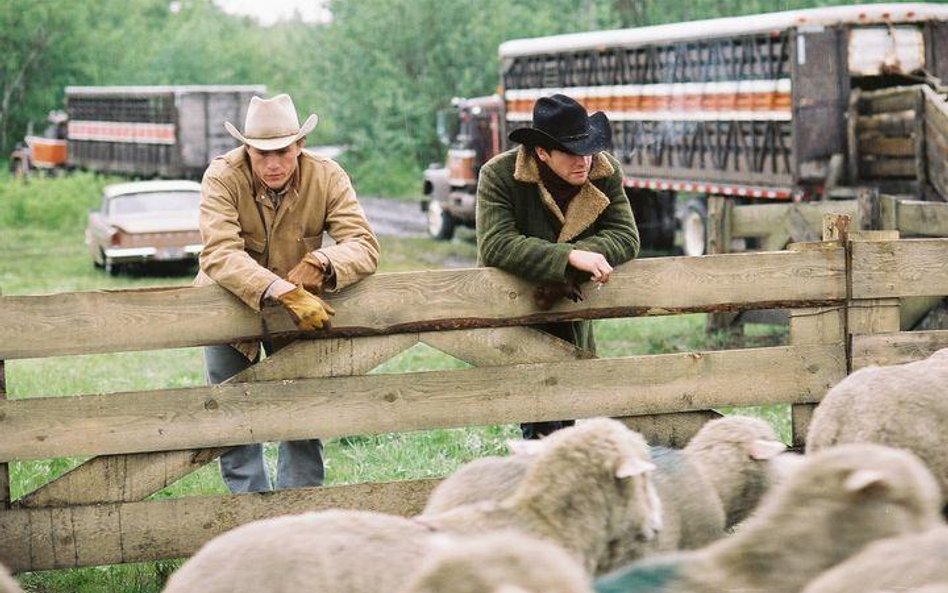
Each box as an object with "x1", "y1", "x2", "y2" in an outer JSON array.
[
  {"x1": 499, "y1": 3, "x2": 948, "y2": 255},
  {"x1": 65, "y1": 85, "x2": 266, "y2": 180}
]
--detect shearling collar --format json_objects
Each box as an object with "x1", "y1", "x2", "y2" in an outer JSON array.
[{"x1": 513, "y1": 146, "x2": 614, "y2": 242}]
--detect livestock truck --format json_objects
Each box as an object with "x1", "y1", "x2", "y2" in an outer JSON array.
[
  {"x1": 10, "y1": 85, "x2": 266, "y2": 180},
  {"x1": 423, "y1": 3, "x2": 948, "y2": 255}
]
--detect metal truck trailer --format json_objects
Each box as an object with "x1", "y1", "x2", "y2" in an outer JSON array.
[
  {"x1": 499, "y1": 3, "x2": 948, "y2": 254},
  {"x1": 65, "y1": 85, "x2": 266, "y2": 180}
]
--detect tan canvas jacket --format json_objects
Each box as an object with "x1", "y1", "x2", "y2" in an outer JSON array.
[{"x1": 195, "y1": 146, "x2": 380, "y2": 355}]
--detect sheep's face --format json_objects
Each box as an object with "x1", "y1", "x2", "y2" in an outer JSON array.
[{"x1": 791, "y1": 443, "x2": 943, "y2": 560}]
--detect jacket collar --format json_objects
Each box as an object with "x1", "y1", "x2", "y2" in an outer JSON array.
[{"x1": 513, "y1": 146, "x2": 614, "y2": 242}]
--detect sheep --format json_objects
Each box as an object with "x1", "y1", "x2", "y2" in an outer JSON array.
[
  {"x1": 424, "y1": 415, "x2": 786, "y2": 552},
  {"x1": 806, "y1": 348, "x2": 948, "y2": 506},
  {"x1": 799, "y1": 525, "x2": 948, "y2": 593},
  {"x1": 0, "y1": 562, "x2": 23, "y2": 593},
  {"x1": 399, "y1": 530, "x2": 594, "y2": 593},
  {"x1": 593, "y1": 443, "x2": 944, "y2": 593},
  {"x1": 163, "y1": 417, "x2": 661, "y2": 592},
  {"x1": 162, "y1": 510, "x2": 433, "y2": 593}
]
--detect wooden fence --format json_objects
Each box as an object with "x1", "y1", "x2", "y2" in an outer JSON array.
[{"x1": 1, "y1": 229, "x2": 947, "y2": 573}]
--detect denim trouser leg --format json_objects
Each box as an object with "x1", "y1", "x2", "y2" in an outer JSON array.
[
  {"x1": 520, "y1": 419, "x2": 576, "y2": 440},
  {"x1": 276, "y1": 439, "x2": 325, "y2": 489},
  {"x1": 204, "y1": 344, "x2": 272, "y2": 493}
]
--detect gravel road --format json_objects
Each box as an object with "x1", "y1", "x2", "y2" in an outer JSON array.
[{"x1": 359, "y1": 196, "x2": 428, "y2": 238}]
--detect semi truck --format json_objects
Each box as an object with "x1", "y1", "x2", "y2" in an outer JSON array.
[
  {"x1": 423, "y1": 3, "x2": 948, "y2": 254},
  {"x1": 10, "y1": 85, "x2": 266, "y2": 180}
]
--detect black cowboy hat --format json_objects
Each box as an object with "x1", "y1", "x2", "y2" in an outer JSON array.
[{"x1": 508, "y1": 94, "x2": 611, "y2": 156}]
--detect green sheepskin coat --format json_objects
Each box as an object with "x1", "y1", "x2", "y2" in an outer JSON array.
[{"x1": 476, "y1": 146, "x2": 640, "y2": 352}]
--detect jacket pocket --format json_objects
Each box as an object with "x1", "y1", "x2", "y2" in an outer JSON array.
[
  {"x1": 301, "y1": 235, "x2": 323, "y2": 252},
  {"x1": 243, "y1": 235, "x2": 267, "y2": 254}
]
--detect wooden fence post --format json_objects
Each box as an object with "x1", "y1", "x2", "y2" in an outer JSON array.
[
  {"x1": 0, "y1": 288, "x2": 8, "y2": 510},
  {"x1": 786, "y1": 215, "x2": 849, "y2": 450},
  {"x1": 847, "y1": 230, "x2": 902, "y2": 366},
  {"x1": 706, "y1": 196, "x2": 738, "y2": 333},
  {"x1": 914, "y1": 86, "x2": 928, "y2": 195}
]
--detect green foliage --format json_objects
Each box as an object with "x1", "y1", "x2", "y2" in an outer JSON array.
[
  {"x1": 0, "y1": 170, "x2": 110, "y2": 233},
  {"x1": 0, "y1": 0, "x2": 909, "y2": 195}
]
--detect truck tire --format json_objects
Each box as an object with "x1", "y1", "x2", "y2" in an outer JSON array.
[
  {"x1": 427, "y1": 199, "x2": 456, "y2": 241},
  {"x1": 681, "y1": 198, "x2": 708, "y2": 257},
  {"x1": 11, "y1": 158, "x2": 28, "y2": 179}
]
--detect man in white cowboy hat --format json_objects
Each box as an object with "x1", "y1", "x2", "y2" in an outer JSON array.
[
  {"x1": 477, "y1": 93, "x2": 639, "y2": 440},
  {"x1": 195, "y1": 93, "x2": 380, "y2": 493}
]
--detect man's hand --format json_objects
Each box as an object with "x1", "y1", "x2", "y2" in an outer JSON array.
[
  {"x1": 567, "y1": 249, "x2": 613, "y2": 283},
  {"x1": 287, "y1": 252, "x2": 328, "y2": 294},
  {"x1": 276, "y1": 285, "x2": 335, "y2": 331},
  {"x1": 533, "y1": 281, "x2": 584, "y2": 311}
]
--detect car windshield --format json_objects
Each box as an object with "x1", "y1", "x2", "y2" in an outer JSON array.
[{"x1": 108, "y1": 191, "x2": 201, "y2": 216}]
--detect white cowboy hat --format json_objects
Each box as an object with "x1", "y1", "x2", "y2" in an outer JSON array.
[{"x1": 224, "y1": 94, "x2": 318, "y2": 151}]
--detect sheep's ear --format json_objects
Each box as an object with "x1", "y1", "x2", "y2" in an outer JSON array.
[
  {"x1": 506, "y1": 439, "x2": 546, "y2": 456},
  {"x1": 616, "y1": 457, "x2": 655, "y2": 479},
  {"x1": 845, "y1": 469, "x2": 888, "y2": 493},
  {"x1": 747, "y1": 438, "x2": 787, "y2": 460},
  {"x1": 494, "y1": 585, "x2": 533, "y2": 593}
]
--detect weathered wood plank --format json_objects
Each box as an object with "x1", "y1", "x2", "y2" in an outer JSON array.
[
  {"x1": 0, "y1": 345, "x2": 845, "y2": 462},
  {"x1": 859, "y1": 86, "x2": 921, "y2": 115},
  {"x1": 851, "y1": 329, "x2": 948, "y2": 369},
  {"x1": 856, "y1": 135, "x2": 915, "y2": 158},
  {"x1": 0, "y1": 478, "x2": 440, "y2": 573},
  {"x1": 894, "y1": 199, "x2": 948, "y2": 236},
  {"x1": 856, "y1": 110, "x2": 915, "y2": 136},
  {"x1": 859, "y1": 157, "x2": 917, "y2": 179},
  {"x1": 731, "y1": 202, "x2": 859, "y2": 240},
  {"x1": 850, "y1": 238, "x2": 948, "y2": 299},
  {"x1": 419, "y1": 327, "x2": 591, "y2": 366},
  {"x1": 0, "y1": 251, "x2": 848, "y2": 360},
  {"x1": 18, "y1": 334, "x2": 418, "y2": 508}
]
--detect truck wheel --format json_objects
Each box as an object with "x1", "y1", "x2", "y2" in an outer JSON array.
[
  {"x1": 427, "y1": 199, "x2": 455, "y2": 240},
  {"x1": 11, "y1": 158, "x2": 28, "y2": 180},
  {"x1": 681, "y1": 198, "x2": 708, "y2": 257}
]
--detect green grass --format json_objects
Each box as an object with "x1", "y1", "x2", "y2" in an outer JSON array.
[{"x1": 0, "y1": 171, "x2": 790, "y2": 592}]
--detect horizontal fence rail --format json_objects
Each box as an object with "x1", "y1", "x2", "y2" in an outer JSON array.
[{"x1": 0, "y1": 248, "x2": 846, "y2": 360}]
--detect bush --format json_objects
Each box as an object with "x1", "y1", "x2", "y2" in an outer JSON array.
[
  {"x1": 0, "y1": 169, "x2": 115, "y2": 233},
  {"x1": 340, "y1": 150, "x2": 423, "y2": 200}
]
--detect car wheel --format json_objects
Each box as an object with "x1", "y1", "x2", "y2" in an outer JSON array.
[
  {"x1": 427, "y1": 199, "x2": 455, "y2": 241},
  {"x1": 105, "y1": 259, "x2": 123, "y2": 276},
  {"x1": 681, "y1": 198, "x2": 708, "y2": 257}
]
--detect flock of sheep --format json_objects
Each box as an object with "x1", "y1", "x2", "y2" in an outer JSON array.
[{"x1": 1, "y1": 348, "x2": 945, "y2": 593}]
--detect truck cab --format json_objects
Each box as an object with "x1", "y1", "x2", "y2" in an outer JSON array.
[
  {"x1": 9, "y1": 111, "x2": 69, "y2": 178},
  {"x1": 422, "y1": 95, "x2": 504, "y2": 240}
]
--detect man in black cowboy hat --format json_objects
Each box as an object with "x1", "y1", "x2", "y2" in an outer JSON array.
[{"x1": 477, "y1": 93, "x2": 640, "y2": 439}]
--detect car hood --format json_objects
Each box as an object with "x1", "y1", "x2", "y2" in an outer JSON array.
[{"x1": 109, "y1": 212, "x2": 199, "y2": 234}]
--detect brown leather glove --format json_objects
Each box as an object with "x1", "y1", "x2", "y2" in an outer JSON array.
[
  {"x1": 276, "y1": 285, "x2": 336, "y2": 331},
  {"x1": 533, "y1": 281, "x2": 584, "y2": 311},
  {"x1": 287, "y1": 252, "x2": 328, "y2": 295}
]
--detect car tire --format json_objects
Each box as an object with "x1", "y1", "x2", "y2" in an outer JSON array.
[
  {"x1": 427, "y1": 199, "x2": 455, "y2": 241},
  {"x1": 105, "y1": 259, "x2": 123, "y2": 276},
  {"x1": 681, "y1": 198, "x2": 708, "y2": 257}
]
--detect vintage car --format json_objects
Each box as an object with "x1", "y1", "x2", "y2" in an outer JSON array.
[{"x1": 85, "y1": 179, "x2": 203, "y2": 275}]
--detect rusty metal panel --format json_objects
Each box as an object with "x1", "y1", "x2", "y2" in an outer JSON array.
[{"x1": 791, "y1": 26, "x2": 849, "y2": 176}]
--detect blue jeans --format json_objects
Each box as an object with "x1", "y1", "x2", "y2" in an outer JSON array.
[{"x1": 204, "y1": 343, "x2": 325, "y2": 493}]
